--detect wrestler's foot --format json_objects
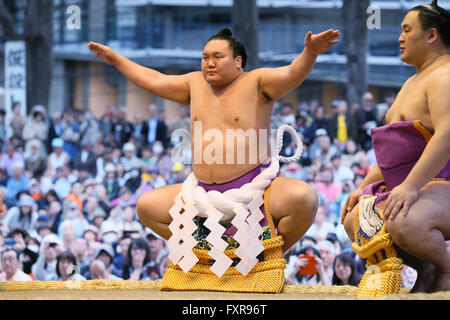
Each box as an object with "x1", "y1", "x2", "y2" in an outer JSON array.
[
  {"x1": 410, "y1": 262, "x2": 436, "y2": 293},
  {"x1": 433, "y1": 272, "x2": 450, "y2": 293}
]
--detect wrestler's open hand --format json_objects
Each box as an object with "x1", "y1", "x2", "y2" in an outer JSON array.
[
  {"x1": 340, "y1": 187, "x2": 362, "y2": 224},
  {"x1": 88, "y1": 42, "x2": 117, "y2": 65},
  {"x1": 383, "y1": 182, "x2": 420, "y2": 221},
  {"x1": 304, "y1": 29, "x2": 340, "y2": 55}
]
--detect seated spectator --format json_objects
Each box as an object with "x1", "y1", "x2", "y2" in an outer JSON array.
[
  {"x1": 0, "y1": 248, "x2": 32, "y2": 281},
  {"x1": 56, "y1": 250, "x2": 86, "y2": 281},
  {"x1": 122, "y1": 169, "x2": 142, "y2": 194},
  {"x1": 314, "y1": 167, "x2": 342, "y2": 205},
  {"x1": 328, "y1": 100, "x2": 357, "y2": 149},
  {"x1": 285, "y1": 246, "x2": 329, "y2": 286},
  {"x1": 330, "y1": 154, "x2": 354, "y2": 185},
  {"x1": 5, "y1": 228, "x2": 38, "y2": 275},
  {"x1": 340, "y1": 139, "x2": 365, "y2": 168},
  {"x1": 82, "y1": 195, "x2": 101, "y2": 222},
  {"x1": 82, "y1": 241, "x2": 100, "y2": 274},
  {"x1": 100, "y1": 221, "x2": 120, "y2": 246},
  {"x1": 24, "y1": 140, "x2": 47, "y2": 177},
  {"x1": 94, "y1": 244, "x2": 115, "y2": 269},
  {"x1": 325, "y1": 232, "x2": 343, "y2": 257},
  {"x1": 4, "y1": 194, "x2": 39, "y2": 234},
  {"x1": 158, "y1": 254, "x2": 170, "y2": 280},
  {"x1": 112, "y1": 235, "x2": 132, "y2": 277},
  {"x1": 93, "y1": 184, "x2": 111, "y2": 213},
  {"x1": 57, "y1": 201, "x2": 88, "y2": 239},
  {"x1": 317, "y1": 240, "x2": 337, "y2": 285},
  {"x1": 122, "y1": 238, "x2": 153, "y2": 280},
  {"x1": 0, "y1": 141, "x2": 25, "y2": 178},
  {"x1": 53, "y1": 165, "x2": 76, "y2": 199},
  {"x1": 82, "y1": 225, "x2": 99, "y2": 244},
  {"x1": 60, "y1": 222, "x2": 76, "y2": 251},
  {"x1": 89, "y1": 259, "x2": 122, "y2": 280},
  {"x1": 280, "y1": 102, "x2": 296, "y2": 125},
  {"x1": 83, "y1": 243, "x2": 119, "y2": 280},
  {"x1": 309, "y1": 105, "x2": 330, "y2": 142},
  {"x1": 9, "y1": 103, "x2": 26, "y2": 141},
  {"x1": 65, "y1": 182, "x2": 83, "y2": 213},
  {"x1": 332, "y1": 253, "x2": 362, "y2": 286},
  {"x1": 146, "y1": 230, "x2": 168, "y2": 267},
  {"x1": 304, "y1": 206, "x2": 336, "y2": 243},
  {"x1": 5, "y1": 163, "x2": 29, "y2": 207},
  {"x1": 311, "y1": 134, "x2": 338, "y2": 167},
  {"x1": 102, "y1": 163, "x2": 120, "y2": 201},
  {"x1": 28, "y1": 179, "x2": 45, "y2": 209},
  {"x1": 37, "y1": 223, "x2": 53, "y2": 239},
  {"x1": 358, "y1": 155, "x2": 371, "y2": 177},
  {"x1": 91, "y1": 208, "x2": 107, "y2": 229},
  {"x1": 31, "y1": 233, "x2": 64, "y2": 281},
  {"x1": 281, "y1": 162, "x2": 307, "y2": 181},
  {"x1": 111, "y1": 186, "x2": 136, "y2": 208},
  {"x1": 72, "y1": 237, "x2": 89, "y2": 271},
  {"x1": 120, "y1": 142, "x2": 143, "y2": 174},
  {"x1": 122, "y1": 207, "x2": 144, "y2": 237},
  {"x1": 47, "y1": 138, "x2": 70, "y2": 176},
  {"x1": 295, "y1": 111, "x2": 312, "y2": 146},
  {"x1": 168, "y1": 163, "x2": 187, "y2": 185},
  {"x1": 22, "y1": 106, "x2": 48, "y2": 157},
  {"x1": 73, "y1": 141, "x2": 97, "y2": 179}
]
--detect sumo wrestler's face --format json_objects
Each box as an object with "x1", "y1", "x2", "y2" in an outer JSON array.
[
  {"x1": 398, "y1": 11, "x2": 430, "y2": 66},
  {"x1": 201, "y1": 40, "x2": 242, "y2": 86}
]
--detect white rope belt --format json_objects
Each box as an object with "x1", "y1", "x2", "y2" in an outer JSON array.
[{"x1": 168, "y1": 124, "x2": 303, "y2": 277}]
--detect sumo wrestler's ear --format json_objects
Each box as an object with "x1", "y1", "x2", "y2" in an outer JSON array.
[
  {"x1": 426, "y1": 27, "x2": 438, "y2": 43},
  {"x1": 236, "y1": 56, "x2": 242, "y2": 69}
]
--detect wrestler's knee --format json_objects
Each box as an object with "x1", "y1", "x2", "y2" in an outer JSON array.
[
  {"x1": 286, "y1": 181, "x2": 318, "y2": 225},
  {"x1": 136, "y1": 192, "x2": 153, "y2": 226},
  {"x1": 386, "y1": 214, "x2": 422, "y2": 250},
  {"x1": 343, "y1": 207, "x2": 356, "y2": 242}
]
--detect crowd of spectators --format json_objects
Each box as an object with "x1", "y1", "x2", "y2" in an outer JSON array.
[{"x1": 0, "y1": 92, "x2": 420, "y2": 288}]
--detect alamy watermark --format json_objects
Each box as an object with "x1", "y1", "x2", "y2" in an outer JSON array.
[
  {"x1": 65, "y1": 264, "x2": 82, "y2": 289},
  {"x1": 66, "y1": 5, "x2": 81, "y2": 30},
  {"x1": 367, "y1": 5, "x2": 381, "y2": 30},
  {"x1": 170, "y1": 121, "x2": 288, "y2": 165}
]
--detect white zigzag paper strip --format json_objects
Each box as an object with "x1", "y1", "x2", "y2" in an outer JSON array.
[
  {"x1": 204, "y1": 207, "x2": 233, "y2": 277},
  {"x1": 168, "y1": 194, "x2": 199, "y2": 273},
  {"x1": 230, "y1": 194, "x2": 265, "y2": 276}
]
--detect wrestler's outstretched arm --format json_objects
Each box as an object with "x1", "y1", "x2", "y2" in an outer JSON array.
[
  {"x1": 383, "y1": 69, "x2": 450, "y2": 221},
  {"x1": 258, "y1": 29, "x2": 340, "y2": 101},
  {"x1": 88, "y1": 42, "x2": 192, "y2": 105}
]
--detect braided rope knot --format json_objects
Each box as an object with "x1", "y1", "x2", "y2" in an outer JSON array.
[{"x1": 168, "y1": 124, "x2": 303, "y2": 277}]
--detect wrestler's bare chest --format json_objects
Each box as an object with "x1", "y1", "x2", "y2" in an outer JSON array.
[
  {"x1": 188, "y1": 72, "x2": 274, "y2": 184},
  {"x1": 189, "y1": 72, "x2": 272, "y2": 132},
  {"x1": 384, "y1": 75, "x2": 433, "y2": 133}
]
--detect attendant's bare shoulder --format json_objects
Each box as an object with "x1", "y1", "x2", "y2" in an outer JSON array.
[
  {"x1": 426, "y1": 60, "x2": 450, "y2": 85},
  {"x1": 425, "y1": 59, "x2": 450, "y2": 130}
]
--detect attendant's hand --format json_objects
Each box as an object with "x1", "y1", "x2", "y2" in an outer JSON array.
[
  {"x1": 88, "y1": 42, "x2": 118, "y2": 65},
  {"x1": 304, "y1": 29, "x2": 340, "y2": 55},
  {"x1": 341, "y1": 186, "x2": 363, "y2": 224},
  {"x1": 383, "y1": 182, "x2": 419, "y2": 221}
]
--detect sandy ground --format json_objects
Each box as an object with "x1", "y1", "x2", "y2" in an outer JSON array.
[{"x1": 0, "y1": 281, "x2": 449, "y2": 300}]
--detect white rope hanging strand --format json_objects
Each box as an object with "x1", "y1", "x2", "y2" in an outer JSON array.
[{"x1": 180, "y1": 124, "x2": 303, "y2": 221}]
